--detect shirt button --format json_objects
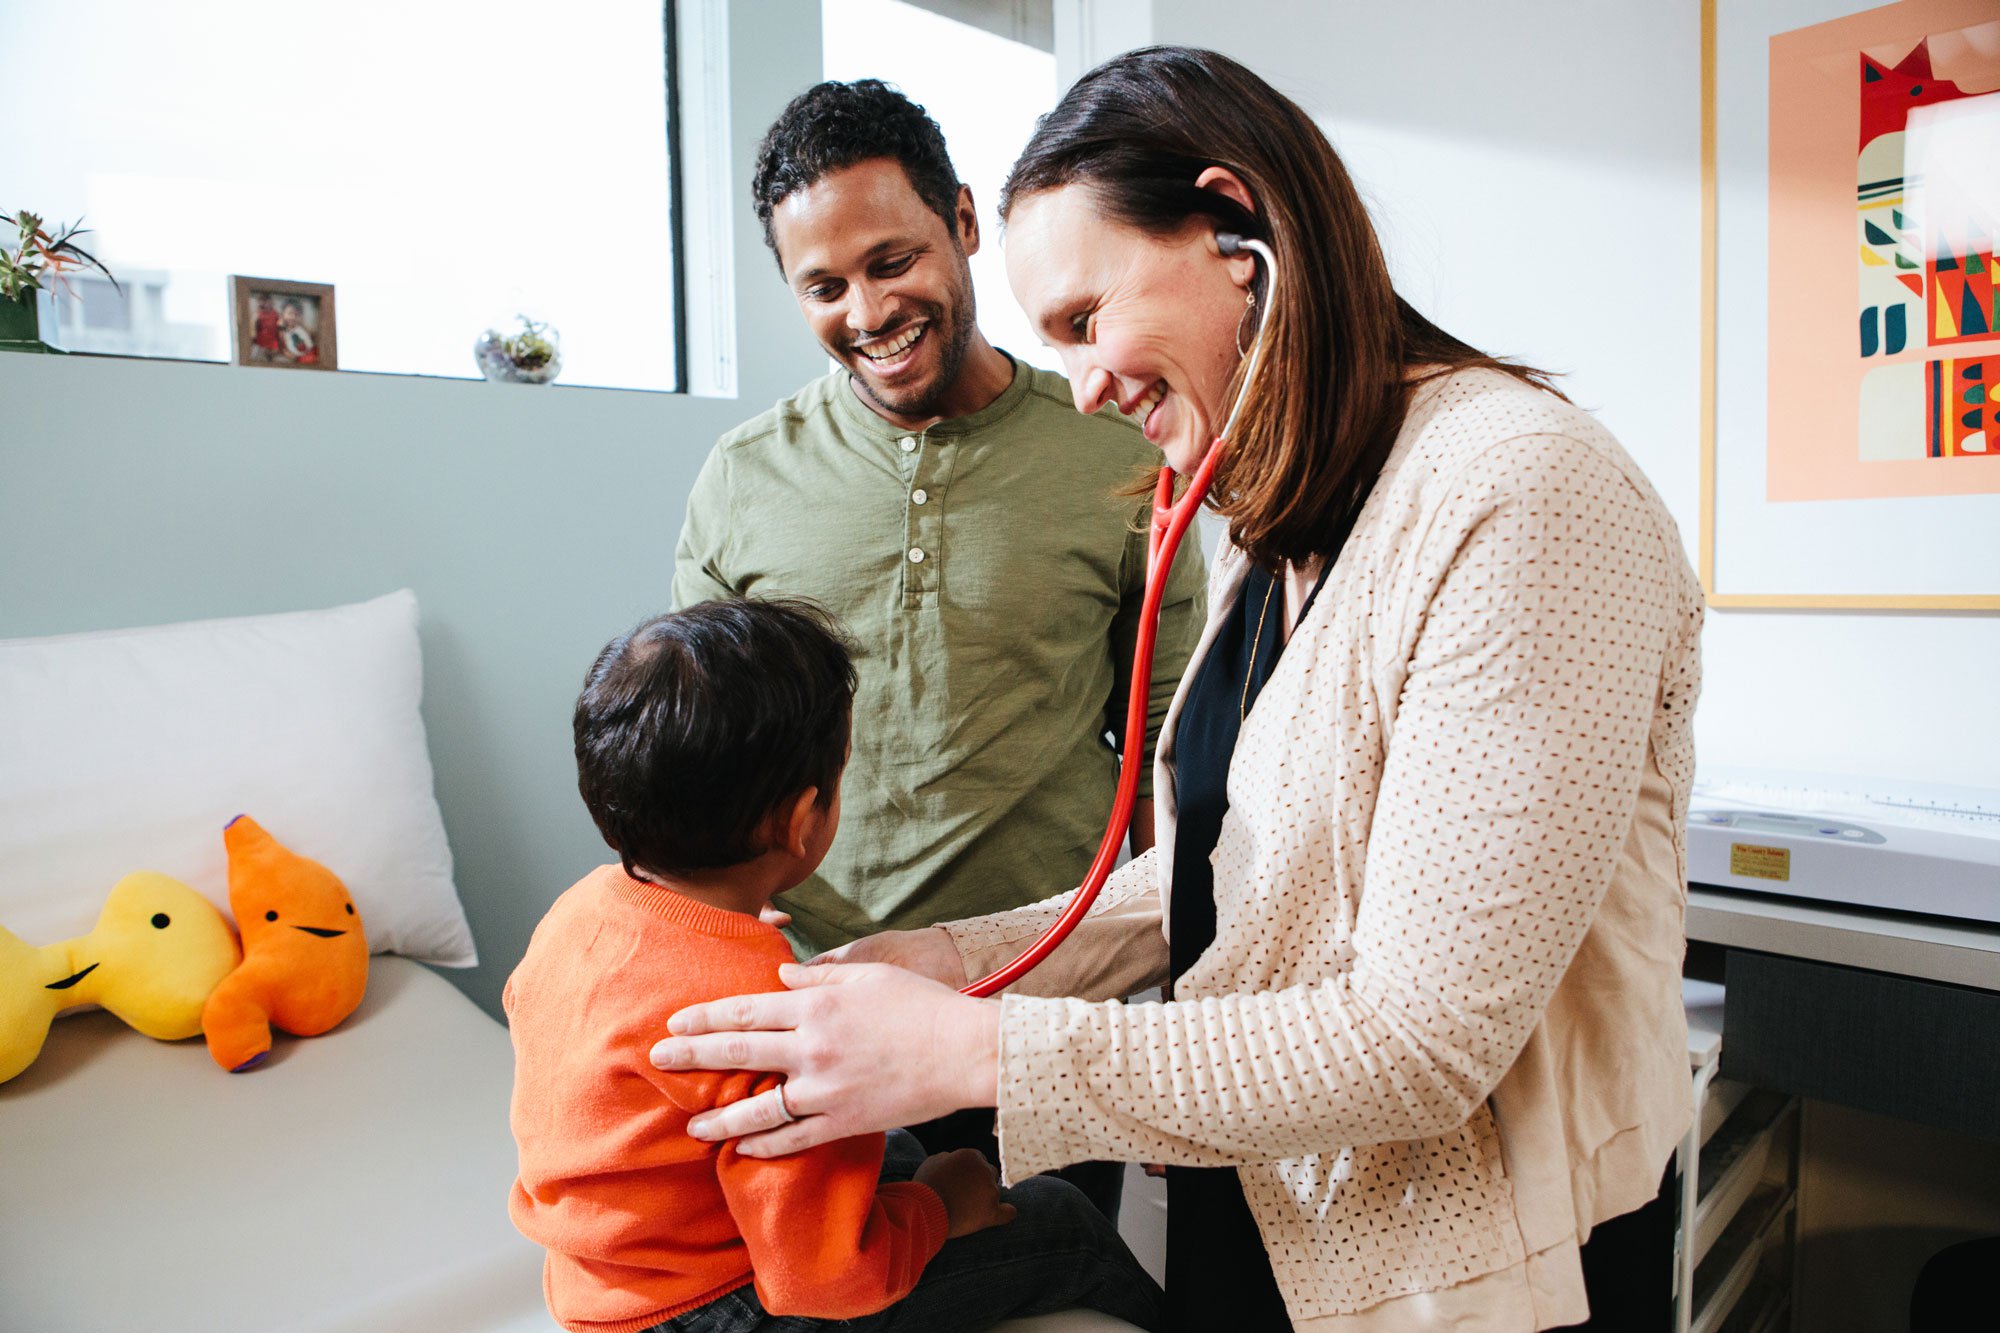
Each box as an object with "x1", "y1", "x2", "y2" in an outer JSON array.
[
  {"x1": 899, "y1": 436, "x2": 917, "y2": 453},
  {"x1": 911, "y1": 488, "x2": 929, "y2": 505},
  {"x1": 907, "y1": 547, "x2": 926, "y2": 564}
]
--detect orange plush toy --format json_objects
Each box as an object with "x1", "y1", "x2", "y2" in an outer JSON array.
[{"x1": 202, "y1": 815, "x2": 369, "y2": 1072}]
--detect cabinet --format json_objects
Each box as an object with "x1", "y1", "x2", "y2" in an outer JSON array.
[{"x1": 1679, "y1": 982, "x2": 1799, "y2": 1333}]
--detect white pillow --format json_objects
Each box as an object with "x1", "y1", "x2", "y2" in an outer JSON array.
[{"x1": 0, "y1": 590, "x2": 476, "y2": 966}]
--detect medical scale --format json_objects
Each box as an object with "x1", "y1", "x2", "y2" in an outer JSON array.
[{"x1": 1688, "y1": 768, "x2": 2000, "y2": 926}]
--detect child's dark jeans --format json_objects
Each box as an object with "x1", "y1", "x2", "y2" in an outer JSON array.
[{"x1": 651, "y1": 1130, "x2": 1164, "y2": 1333}]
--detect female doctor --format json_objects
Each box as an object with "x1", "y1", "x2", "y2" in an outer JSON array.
[{"x1": 651, "y1": 46, "x2": 1705, "y2": 1333}]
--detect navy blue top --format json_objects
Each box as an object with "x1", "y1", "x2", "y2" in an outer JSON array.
[{"x1": 1164, "y1": 559, "x2": 1331, "y2": 1331}]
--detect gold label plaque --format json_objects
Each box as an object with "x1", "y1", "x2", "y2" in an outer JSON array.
[{"x1": 1730, "y1": 843, "x2": 1791, "y2": 882}]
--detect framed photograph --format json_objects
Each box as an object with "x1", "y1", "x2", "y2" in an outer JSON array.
[
  {"x1": 228, "y1": 275, "x2": 337, "y2": 371},
  {"x1": 1701, "y1": 0, "x2": 2000, "y2": 608}
]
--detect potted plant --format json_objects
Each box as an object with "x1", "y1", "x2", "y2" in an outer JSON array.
[
  {"x1": 473, "y1": 315, "x2": 563, "y2": 385},
  {"x1": 1, "y1": 211, "x2": 119, "y2": 354}
]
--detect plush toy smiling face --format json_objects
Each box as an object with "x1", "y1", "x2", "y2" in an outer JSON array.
[
  {"x1": 248, "y1": 896, "x2": 358, "y2": 944},
  {"x1": 207, "y1": 815, "x2": 369, "y2": 1061},
  {"x1": 76, "y1": 872, "x2": 241, "y2": 1040},
  {"x1": 224, "y1": 815, "x2": 367, "y2": 955},
  {"x1": 0, "y1": 872, "x2": 239, "y2": 1083}
]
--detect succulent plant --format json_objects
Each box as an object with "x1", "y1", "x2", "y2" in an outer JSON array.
[{"x1": 1, "y1": 211, "x2": 118, "y2": 304}]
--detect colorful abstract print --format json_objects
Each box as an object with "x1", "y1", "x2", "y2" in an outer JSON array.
[
  {"x1": 1856, "y1": 46, "x2": 1930, "y2": 359},
  {"x1": 1929, "y1": 356, "x2": 1994, "y2": 458},
  {"x1": 1857, "y1": 34, "x2": 2000, "y2": 459}
]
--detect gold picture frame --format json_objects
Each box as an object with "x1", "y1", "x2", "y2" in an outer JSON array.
[{"x1": 1698, "y1": 0, "x2": 2000, "y2": 610}]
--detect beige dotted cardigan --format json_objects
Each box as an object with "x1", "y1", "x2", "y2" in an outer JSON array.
[{"x1": 942, "y1": 369, "x2": 1705, "y2": 1330}]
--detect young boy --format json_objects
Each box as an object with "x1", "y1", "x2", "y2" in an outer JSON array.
[{"x1": 507, "y1": 599, "x2": 1165, "y2": 1333}]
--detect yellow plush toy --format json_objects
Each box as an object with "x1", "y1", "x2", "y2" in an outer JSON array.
[
  {"x1": 202, "y1": 815, "x2": 369, "y2": 1072},
  {"x1": 0, "y1": 872, "x2": 241, "y2": 1084}
]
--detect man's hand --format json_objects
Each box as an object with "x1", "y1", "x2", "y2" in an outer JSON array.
[
  {"x1": 807, "y1": 925, "x2": 966, "y2": 987},
  {"x1": 914, "y1": 1149, "x2": 1016, "y2": 1238}
]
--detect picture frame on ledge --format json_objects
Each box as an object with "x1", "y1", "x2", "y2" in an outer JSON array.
[
  {"x1": 229, "y1": 275, "x2": 337, "y2": 372},
  {"x1": 1701, "y1": 0, "x2": 2000, "y2": 609}
]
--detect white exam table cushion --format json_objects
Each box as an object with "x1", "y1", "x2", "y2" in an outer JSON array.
[
  {"x1": 0, "y1": 956, "x2": 1138, "y2": 1333},
  {"x1": 0, "y1": 957, "x2": 553, "y2": 1333}
]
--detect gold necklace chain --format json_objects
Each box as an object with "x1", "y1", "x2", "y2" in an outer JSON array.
[{"x1": 1240, "y1": 575, "x2": 1277, "y2": 723}]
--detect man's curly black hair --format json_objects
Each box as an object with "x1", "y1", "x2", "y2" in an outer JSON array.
[{"x1": 751, "y1": 79, "x2": 962, "y2": 271}]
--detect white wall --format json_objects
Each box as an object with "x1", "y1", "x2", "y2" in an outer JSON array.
[{"x1": 1142, "y1": 0, "x2": 1998, "y2": 790}]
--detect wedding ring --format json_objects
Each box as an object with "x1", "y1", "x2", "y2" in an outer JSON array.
[{"x1": 772, "y1": 1083, "x2": 797, "y2": 1125}]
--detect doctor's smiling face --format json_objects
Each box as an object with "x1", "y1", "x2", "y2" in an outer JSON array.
[
  {"x1": 1004, "y1": 175, "x2": 1259, "y2": 475},
  {"x1": 770, "y1": 156, "x2": 983, "y2": 429}
]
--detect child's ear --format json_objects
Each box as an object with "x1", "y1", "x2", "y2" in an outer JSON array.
[{"x1": 777, "y1": 787, "x2": 822, "y2": 859}]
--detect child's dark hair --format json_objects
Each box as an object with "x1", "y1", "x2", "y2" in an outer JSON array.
[
  {"x1": 574, "y1": 599, "x2": 857, "y2": 877},
  {"x1": 751, "y1": 78, "x2": 961, "y2": 268}
]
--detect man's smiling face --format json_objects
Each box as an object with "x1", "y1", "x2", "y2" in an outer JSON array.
[{"x1": 771, "y1": 157, "x2": 981, "y2": 428}]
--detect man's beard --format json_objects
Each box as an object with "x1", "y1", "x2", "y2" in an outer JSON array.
[{"x1": 845, "y1": 292, "x2": 976, "y2": 422}]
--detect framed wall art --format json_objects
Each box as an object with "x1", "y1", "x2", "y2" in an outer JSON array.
[{"x1": 1701, "y1": 0, "x2": 2000, "y2": 607}]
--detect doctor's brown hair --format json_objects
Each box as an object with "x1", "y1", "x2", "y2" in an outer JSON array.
[{"x1": 1000, "y1": 46, "x2": 1560, "y2": 569}]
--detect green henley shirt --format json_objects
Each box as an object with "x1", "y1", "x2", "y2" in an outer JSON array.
[{"x1": 673, "y1": 357, "x2": 1206, "y2": 955}]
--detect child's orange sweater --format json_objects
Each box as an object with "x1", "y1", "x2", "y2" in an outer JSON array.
[{"x1": 505, "y1": 866, "x2": 948, "y2": 1333}]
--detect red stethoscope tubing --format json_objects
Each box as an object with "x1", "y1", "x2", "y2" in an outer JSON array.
[{"x1": 959, "y1": 441, "x2": 1223, "y2": 998}]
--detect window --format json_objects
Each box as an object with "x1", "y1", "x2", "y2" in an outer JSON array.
[
  {"x1": 7, "y1": 1, "x2": 683, "y2": 391},
  {"x1": 823, "y1": 0, "x2": 1060, "y2": 372}
]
